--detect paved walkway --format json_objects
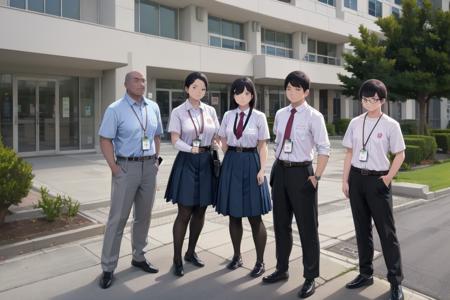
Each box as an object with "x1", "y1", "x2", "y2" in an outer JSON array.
[{"x1": 0, "y1": 140, "x2": 433, "y2": 299}]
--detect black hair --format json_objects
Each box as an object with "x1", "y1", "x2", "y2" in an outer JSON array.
[
  {"x1": 230, "y1": 77, "x2": 256, "y2": 109},
  {"x1": 284, "y1": 71, "x2": 310, "y2": 91},
  {"x1": 358, "y1": 79, "x2": 387, "y2": 100},
  {"x1": 184, "y1": 72, "x2": 208, "y2": 98}
]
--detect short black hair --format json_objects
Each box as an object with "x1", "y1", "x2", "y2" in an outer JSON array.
[
  {"x1": 284, "y1": 71, "x2": 310, "y2": 91},
  {"x1": 358, "y1": 79, "x2": 387, "y2": 100},
  {"x1": 184, "y1": 72, "x2": 208, "y2": 97},
  {"x1": 230, "y1": 77, "x2": 256, "y2": 109}
]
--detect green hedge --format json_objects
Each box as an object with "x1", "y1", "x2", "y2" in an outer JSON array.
[
  {"x1": 431, "y1": 129, "x2": 450, "y2": 134},
  {"x1": 326, "y1": 123, "x2": 336, "y2": 136},
  {"x1": 334, "y1": 118, "x2": 351, "y2": 135},
  {"x1": 432, "y1": 133, "x2": 450, "y2": 153},
  {"x1": 404, "y1": 145, "x2": 422, "y2": 165},
  {"x1": 400, "y1": 119, "x2": 418, "y2": 135},
  {"x1": 404, "y1": 135, "x2": 437, "y2": 160},
  {"x1": 404, "y1": 138, "x2": 426, "y2": 161}
]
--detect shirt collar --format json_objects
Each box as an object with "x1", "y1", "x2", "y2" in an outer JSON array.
[
  {"x1": 125, "y1": 93, "x2": 147, "y2": 107},
  {"x1": 185, "y1": 99, "x2": 205, "y2": 111},
  {"x1": 236, "y1": 107, "x2": 250, "y2": 115},
  {"x1": 288, "y1": 101, "x2": 308, "y2": 113}
]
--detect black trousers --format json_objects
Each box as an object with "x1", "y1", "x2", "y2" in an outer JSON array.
[
  {"x1": 349, "y1": 168, "x2": 403, "y2": 285},
  {"x1": 270, "y1": 160, "x2": 319, "y2": 279}
]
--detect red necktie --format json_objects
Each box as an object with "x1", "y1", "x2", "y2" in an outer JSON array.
[
  {"x1": 283, "y1": 108, "x2": 297, "y2": 140},
  {"x1": 236, "y1": 111, "x2": 245, "y2": 139}
]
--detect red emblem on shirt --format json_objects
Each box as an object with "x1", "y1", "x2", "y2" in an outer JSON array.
[{"x1": 377, "y1": 133, "x2": 383, "y2": 138}]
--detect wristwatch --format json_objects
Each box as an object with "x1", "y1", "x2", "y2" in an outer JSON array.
[{"x1": 314, "y1": 175, "x2": 321, "y2": 181}]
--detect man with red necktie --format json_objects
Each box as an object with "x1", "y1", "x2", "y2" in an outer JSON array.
[{"x1": 263, "y1": 71, "x2": 330, "y2": 299}]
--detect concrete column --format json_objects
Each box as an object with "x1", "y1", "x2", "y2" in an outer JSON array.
[
  {"x1": 244, "y1": 21, "x2": 261, "y2": 54},
  {"x1": 327, "y1": 91, "x2": 334, "y2": 123},
  {"x1": 441, "y1": 98, "x2": 448, "y2": 129},
  {"x1": 115, "y1": 0, "x2": 134, "y2": 31},
  {"x1": 341, "y1": 95, "x2": 352, "y2": 119},
  {"x1": 98, "y1": 0, "x2": 115, "y2": 27},
  {"x1": 312, "y1": 89, "x2": 320, "y2": 111},
  {"x1": 0, "y1": 0, "x2": 8, "y2": 6},
  {"x1": 403, "y1": 99, "x2": 416, "y2": 120},
  {"x1": 179, "y1": 5, "x2": 208, "y2": 45},
  {"x1": 292, "y1": 31, "x2": 307, "y2": 60},
  {"x1": 80, "y1": 0, "x2": 98, "y2": 23},
  {"x1": 264, "y1": 87, "x2": 270, "y2": 116}
]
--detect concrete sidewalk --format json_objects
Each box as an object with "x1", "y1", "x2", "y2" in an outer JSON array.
[{"x1": 0, "y1": 140, "x2": 433, "y2": 299}]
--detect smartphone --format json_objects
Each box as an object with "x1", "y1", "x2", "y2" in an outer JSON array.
[{"x1": 158, "y1": 156, "x2": 163, "y2": 165}]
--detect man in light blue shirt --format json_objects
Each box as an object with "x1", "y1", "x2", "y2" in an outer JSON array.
[{"x1": 98, "y1": 71, "x2": 163, "y2": 289}]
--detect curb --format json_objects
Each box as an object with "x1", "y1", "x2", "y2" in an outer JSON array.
[
  {"x1": 393, "y1": 182, "x2": 450, "y2": 201},
  {"x1": 0, "y1": 213, "x2": 105, "y2": 261}
]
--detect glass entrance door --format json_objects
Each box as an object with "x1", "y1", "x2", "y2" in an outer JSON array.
[{"x1": 16, "y1": 79, "x2": 56, "y2": 153}]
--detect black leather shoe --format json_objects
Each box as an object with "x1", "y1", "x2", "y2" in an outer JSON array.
[
  {"x1": 298, "y1": 279, "x2": 315, "y2": 298},
  {"x1": 99, "y1": 271, "x2": 114, "y2": 289},
  {"x1": 226, "y1": 255, "x2": 243, "y2": 270},
  {"x1": 345, "y1": 274, "x2": 374, "y2": 289},
  {"x1": 250, "y1": 262, "x2": 265, "y2": 278},
  {"x1": 173, "y1": 260, "x2": 184, "y2": 277},
  {"x1": 184, "y1": 252, "x2": 205, "y2": 267},
  {"x1": 262, "y1": 270, "x2": 289, "y2": 283},
  {"x1": 390, "y1": 285, "x2": 404, "y2": 300},
  {"x1": 131, "y1": 259, "x2": 159, "y2": 273}
]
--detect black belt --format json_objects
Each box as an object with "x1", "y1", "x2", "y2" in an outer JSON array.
[
  {"x1": 277, "y1": 159, "x2": 312, "y2": 167},
  {"x1": 116, "y1": 154, "x2": 157, "y2": 161},
  {"x1": 227, "y1": 146, "x2": 257, "y2": 153},
  {"x1": 197, "y1": 146, "x2": 211, "y2": 153},
  {"x1": 351, "y1": 166, "x2": 388, "y2": 176}
]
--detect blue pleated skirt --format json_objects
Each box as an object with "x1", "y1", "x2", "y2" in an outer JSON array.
[
  {"x1": 165, "y1": 151, "x2": 216, "y2": 207},
  {"x1": 216, "y1": 150, "x2": 272, "y2": 217}
]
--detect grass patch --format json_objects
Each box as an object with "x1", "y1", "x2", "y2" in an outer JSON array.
[{"x1": 395, "y1": 161, "x2": 450, "y2": 191}]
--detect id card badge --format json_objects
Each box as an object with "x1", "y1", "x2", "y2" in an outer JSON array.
[
  {"x1": 359, "y1": 148, "x2": 368, "y2": 162},
  {"x1": 142, "y1": 136, "x2": 151, "y2": 151},
  {"x1": 283, "y1": 139, "x2": 293, "y2": 153},
  {"x1": 193, "y1": 139, "x2": 201, "y2": 148}
]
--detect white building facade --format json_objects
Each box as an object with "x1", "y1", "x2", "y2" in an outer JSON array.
[{"x1": 0, "y1": 0, "x2": 448, "y2": 155}]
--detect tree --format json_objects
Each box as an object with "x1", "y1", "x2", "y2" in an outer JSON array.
[
  {"x1": 338, "y1": 25, "x2": 396, "y2": 101},
  {"x1": 377, "y1": 0, "x2": 450, "y2": 134},
  {"x1": 339, "y1": 0, "x2": 450, "y2": 134}
]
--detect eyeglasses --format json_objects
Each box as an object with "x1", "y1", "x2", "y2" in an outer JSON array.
[{"x1": 361, "y1": 96, "x2": 382, "y2": 104}]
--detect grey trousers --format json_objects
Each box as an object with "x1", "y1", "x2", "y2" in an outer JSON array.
[{"x1": 101, "y1": 158, "x2": 158, "y2": 272}]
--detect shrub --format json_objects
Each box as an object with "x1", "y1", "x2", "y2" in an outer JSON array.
[
  {"x1": 404, "y1": 145, "x2": 422, "y2": 165},
  {"x1": 37, "y1": 187, "x2": 63, "y2": 222},
  {"x1": 404, "y1": 135, "x2": 437, "y2": 160},
  {"x1": 62, "y1": 195, "x2": 80, "y2": 220},
  {"x1": 432, "y1": 133, "x2": 450, "y2": 153},
  {"x1": 399, "y1": 119, "x2": 418, "y2": 135},
  {"x1": 0, "y1": 142, "x2": 34, "y2": 225},
  {"x1": 334, "y1": 118, "x2": 351, "y2": 135},
  {"x1": 326, "y1": 123, "x2": 336, "y2": 136},
  {"x1": 431, "y1": 129, "x2": 450, "y2": 134}
]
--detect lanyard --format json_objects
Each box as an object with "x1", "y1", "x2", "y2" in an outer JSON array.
[
  {"x1": 233, "y1": 108, "x2": 253, "y2": 138},
  {"x1": 188, "y1": 108, "x2": 205, "y2": 138},
  {"x1": 129, "y1": 102, "x2": 148, "y2": 133},
  {"x1": 362, "y1": 113, "x2": 383, "y2": 150}
]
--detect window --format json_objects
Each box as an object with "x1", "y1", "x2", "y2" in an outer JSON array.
[
  {"x1": 305, "y1": 39, "x2": 340, "y2": 65},
  {"x1": 344, "y1": 0, "x2": 357, "y2": 10},
  {"x1": 392, "y1": 7, "x2": 400, "y2": 17},
  {"x1": 208, "y1": 16, "x2": 246, "y2": 51},
  {"x1": 318, "y1": 0, "x2": 335, "y2": 6},
  {"x1": 0, "y1": 74, "x2": 13, "y2": 148},
  {"x1": 261, "y1": 28, "x2": 293, "y2": 58},
  {"x1": 9, "y1": 0, "x2": 80, "y2": 19},
  {"x1": 135, "y1": 0, "x2": 178, "y2": 39},
  {"x1": 368, "y1": 0, "x2": 382, "y2": 17},
  {"x1": 395, "y1": 0, "x2": 401, "y2": 4}
]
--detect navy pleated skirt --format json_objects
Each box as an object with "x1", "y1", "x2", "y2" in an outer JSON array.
[
  {"x1": 165, "y1": 151, "x2": 216, "y2": 207},
  {"x1": 216, "y1": 150, "x2": 272, "y2": 217}
]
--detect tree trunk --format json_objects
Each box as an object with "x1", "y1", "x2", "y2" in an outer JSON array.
[
  {"x1": 418, "y1": 96, "x2": 428, "y2": 135},
  {"x1": 0, "y1": 207, "x2": 8, "y2": 226}
]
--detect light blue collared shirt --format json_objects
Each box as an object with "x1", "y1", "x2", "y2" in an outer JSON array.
[{"x1": 99, "y1": 93, "x2": 163, "y2": 157}]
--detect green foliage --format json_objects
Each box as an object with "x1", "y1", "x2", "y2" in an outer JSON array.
[
  {"x1": 338, "y1": 26, "x2": 395, "y2": 100},
  {"x1": 431, "y1": 129, "x2": 450, "y2": 134},
  {"x1": 399, "y1": 119, "x2": 419, "y2": 135},
  {"x1": 326, "y1": 123, "x2": 336, "y2": 136},
  {"x1": 0, "y1": 143, "x2": 34, "y2": 211},
  {"x1": 266, "y1": 116, "x2": 275, "y2": 141},
  {"x1": 404, "y1": 135, "x2": 437, "y2": 160},
  {"x1": 333, "y1": 118, "x2": 351, "y2": 135},
  {"x1": 36, "y1": 187, "x2": 80, "y2": 222},
  {"x1": 404, "y1": 145, "x2": 422, "y2": 165},
  {"x1": 37, "y1": 187, "x2": 62, "y2": 222},
  {"x1": 432, "y1": 133, "x2": 450, "y2": 153}
]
